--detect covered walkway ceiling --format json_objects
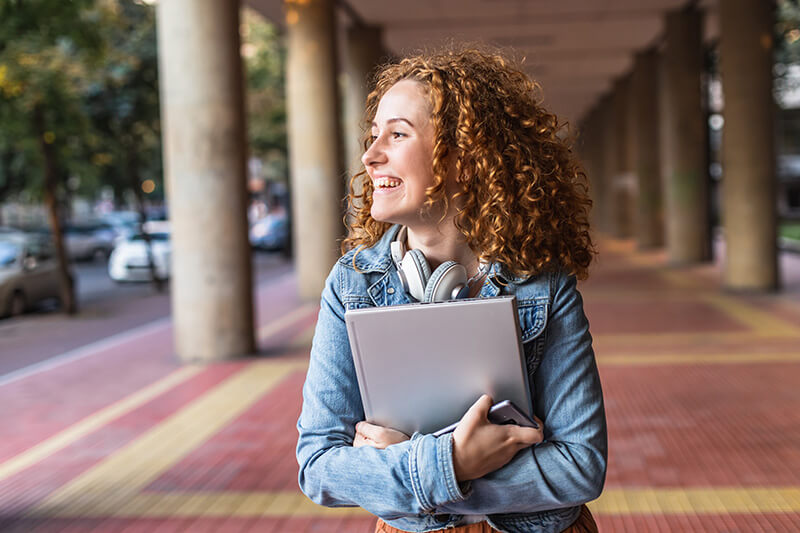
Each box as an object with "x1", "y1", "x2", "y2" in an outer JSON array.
[{"x1": 248, "y1": 0, "x2": 719, "y2": 123}]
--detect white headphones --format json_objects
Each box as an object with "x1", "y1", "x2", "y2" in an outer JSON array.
[{"x1": 390, "y1": 226, "x2": 488, "y2": 302}]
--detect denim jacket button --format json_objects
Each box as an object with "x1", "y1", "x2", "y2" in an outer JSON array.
[{"x1": 387, "y1": 287, "x2": 395, "y2": 294}]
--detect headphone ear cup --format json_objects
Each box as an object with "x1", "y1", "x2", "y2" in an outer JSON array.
[
  {"x1": 424, "y1": 261, "x2": 467, "y2": 302},
  {"x1": 402, "y1": 248, "x2": 431, "y2": 302}
]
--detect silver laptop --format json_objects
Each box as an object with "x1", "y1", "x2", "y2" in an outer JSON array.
[{"x1": 345, "y1": 296, "x2": 532, "y2": 436}]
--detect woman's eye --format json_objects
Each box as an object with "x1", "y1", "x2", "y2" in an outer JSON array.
[{"x1": 391, "y1": 132, "x2": 406, "y2": 139}]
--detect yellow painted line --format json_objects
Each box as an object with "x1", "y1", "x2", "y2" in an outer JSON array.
[
  {"x1": 0, "y1": 366, "x2": 203, "y2": 484},
  {"x1": 28, "y1": 361, "x2": 307, "y2": 518},
  {"x1": 701, "y1": 294, "x2": 799, "y2": 337},
  {"x1": 620, "y1": 252, "x2": 663, "y2": 267},
  {"x1": 113, "y1": 492, "x2": 364, "y2": 518},
  {"x1": 592, "y1": 487, "x2": 800, "y2": 515},
  {"x1": 596, "y1": 239, "x2": 637, "y2": 255},
  {"x1": 598, "y1": 352, "x2": 800, "y2": 366},
  {"x1": 257, "y1": 303, "x2": 319, "y2": 341},
  {"x1": 655, "y1": 268, "x2": 709, "y2": 290},
  {"x1": 594, "y1": 330, "x2": 800, "y2": 346},
  {"x1": 32, "y1": 487, "x2": 800, "y2": 518},
  {"x1": 582, "y1": 290, "x2": 713, "y2": 301}
]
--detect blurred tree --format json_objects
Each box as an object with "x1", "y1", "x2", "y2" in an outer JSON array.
[
  {"x1": 84, "y1": 0, "x2": 165, "y2": 290},
  {"x1": 84, "y1": 0, "x2": 162, "y2": 203},
  {"x1": 241, "y1": 8, "x2": 287, "y2": 184},
  {"x1": 0, "y1": 101, "x2": 34, "y2": 226},
  {"x1": 777, "y1": 0, "x2": 800, "y2": 61},
  {"x1": 776, "y1": 0, "x2": 800, "y2": 98},
  {"x1": 0, "y1": 0, "x2": 106, "y2": 314}
]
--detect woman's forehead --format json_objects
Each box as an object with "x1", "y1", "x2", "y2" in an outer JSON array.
[{"x1": 373, "y1": 80, "x2": 432, "y2": 128}]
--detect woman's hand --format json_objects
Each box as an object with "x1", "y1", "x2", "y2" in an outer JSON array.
[
  {"x1": 353, "y1": 421, "x2": 410, "y2": 449},
  {"x1": 452, "y1": 395, "x2": 544, "y2": 482}
]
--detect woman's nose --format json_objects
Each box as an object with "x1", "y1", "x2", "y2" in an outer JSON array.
[{"x1": 362, "y1": 136, "x2": 386, "y2": 168}]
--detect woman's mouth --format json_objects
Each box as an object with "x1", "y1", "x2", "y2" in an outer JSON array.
[{"x1": 373, "y1": 177, "x2": 402, "y2": 190}]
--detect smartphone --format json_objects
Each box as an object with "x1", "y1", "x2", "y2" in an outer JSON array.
[{"x1": 432, "y1": 400, "x2": 539, "y2": 437}]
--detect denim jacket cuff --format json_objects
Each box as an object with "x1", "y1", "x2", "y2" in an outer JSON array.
[{"x1": 408, "y1": 432, "x2": 470, "y2": 512}]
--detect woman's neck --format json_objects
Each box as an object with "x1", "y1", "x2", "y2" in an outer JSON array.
[{"x1": 405, "y1": 223, "x2": 480, "y2": 278}]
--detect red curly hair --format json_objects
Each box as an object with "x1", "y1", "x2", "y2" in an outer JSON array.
[{"x1": 342, "y1": 47, "x2": 595, "y2": 280}]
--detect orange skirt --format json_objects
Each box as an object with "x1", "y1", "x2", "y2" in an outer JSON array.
[{"x1": 374, "y1": 504, "x2": 598, "y2": 533}]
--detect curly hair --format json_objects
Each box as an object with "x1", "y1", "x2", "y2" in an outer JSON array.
[{"x1": 342, "y1": 47, "x2": 595, "y2": 280}]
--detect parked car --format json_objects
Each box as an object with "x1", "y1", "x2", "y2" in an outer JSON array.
[
  {"x1": 100, "y1": 211, "x2": 140, "y2": 244},
  {"x1": 249, "y1": 212, "x2": 289, "y2": 251},
  {"x1": 64, "y1": 223, "x2": 116, "y2": 262},
  {"x1": 0, "y1": 232, "x2": 61, "y2": 318},
  {"x1": 108, "y1": 228, "x2": 171, "y2": 283}
]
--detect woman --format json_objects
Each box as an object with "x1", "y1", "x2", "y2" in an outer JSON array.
[{"x1": 296, "y1": 48, "x2": 607, "y2": 533}]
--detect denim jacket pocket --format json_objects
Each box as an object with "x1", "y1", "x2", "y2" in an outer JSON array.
[
  {"x1": 517, "y1": 298, "x2": 549, "y2": 378},
  {"x1": 343, "y1": 297, "x2": 374, "y2": 312}
]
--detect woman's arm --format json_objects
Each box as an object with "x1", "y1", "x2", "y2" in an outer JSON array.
[
  {"x1": 438, "y1": 272, "x2": 608, "y2": 515},
  {"x1": 295, "y1": 266, "x2": 469, "y2": 519}
]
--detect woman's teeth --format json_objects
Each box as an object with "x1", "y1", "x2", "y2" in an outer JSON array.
[{"x1": 375, "y1": 177, "x2": 401, "y2": 189}]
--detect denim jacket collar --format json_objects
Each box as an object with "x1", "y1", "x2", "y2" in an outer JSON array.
[
  {"x1": 338, "y1": 224, "x2": 402, "y2": 274},
  {"x1": 339, "y1": 224, "x2": 529, "y2": 291}
]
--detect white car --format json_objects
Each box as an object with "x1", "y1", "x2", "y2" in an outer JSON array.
[{"x1": 108, "y1": 230, "x2": 171, "y2": 282}]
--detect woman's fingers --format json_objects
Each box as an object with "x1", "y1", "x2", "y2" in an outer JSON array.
[
  {"x1": 452, "y1": 399, "x2": 545, "y2": 481},
  {"x1": 459, "y1": 394, "x2": 494, "y2": 430},
  {"x1": 353, "y1": 432, "x2": 369, "y2": 447},
  {"x1": 355, "y1": 421, "x2": 380, "y2": 440},
  {"x1": 353, "y1": 421, "x2": 410, "y2": 449},
  {"x1": 506, "y1": 424, "x2": 543, "y2": 446}
]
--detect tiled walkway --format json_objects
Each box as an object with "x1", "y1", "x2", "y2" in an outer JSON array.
[{"x1": 1, "y1": 241, "x2": 799, "y2": 532}]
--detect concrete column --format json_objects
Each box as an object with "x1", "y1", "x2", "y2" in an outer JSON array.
[
  {"x1": 599, "y1": 93, "x2": 617, "y2": 235},
  {"x1": 719, "y1": 1, "x2": 777, "y2": 291},
  {"x1": 582, "y1": 107, "x2": 604, "y2": 231},
  {"x1": 660, "y1": 6, "x2": 710, "y2": 264},
  {"x1": 156, "y1": 0, "x2": 255, "y2": 362},
  {"x1": 285, "y1": 0, "x2": 345, "y2": 300},
  {"x1": 589, "y1": 108, "x2": 607, "y2": 233},
  {"x1": 577, "y1": 111, "x2": 593, "y2": 219},
  {"x1": 631, "y1": 48, "x2": 663, "y2": 248},
  {"x1": 612, "y1": 76, "x2": 634, "y2": 238},
  {"x1": 343, "y1": 25, "x2": 385, "y2": 179}
]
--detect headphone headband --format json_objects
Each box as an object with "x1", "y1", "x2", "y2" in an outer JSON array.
[
  {"x1": 390, "y1": 226, "x2": 408, "y2": 268},
  {"x1": 391, "y1": 226, "x2": 489, "y2": 302}
]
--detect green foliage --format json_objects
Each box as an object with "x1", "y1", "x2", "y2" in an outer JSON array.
[
  {"x1": 242, "y1": 8, "x2": 287, "y2": 183},
  {"x1": 0, "y1": 0, "x2": 105, "y2": 57},
  {"x1": 0, "y1": 2, "x2": 287, "y2": 210},
  {"x1": 776, "y1": 0, "x2": 800, "y2": 65},
  {"x1": 0, "y1": 0, "x2": 106, "y2": 206},
  {"x1": 83, "y1": 0, "x2": 163, "y2": 201},
  {"x1": 780, "y1": 221, "x2": 800, "y2": 241},
  {"x1": 776, "y1": 0, "x2": 800, "y2": 102}
]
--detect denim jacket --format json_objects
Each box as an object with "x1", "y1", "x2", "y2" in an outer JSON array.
[{"x1": 296, "y1": 225, "x2": 607, "y2": 533}]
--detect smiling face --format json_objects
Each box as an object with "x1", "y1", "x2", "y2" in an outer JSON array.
[{"x1": 362, "y1": 80, "x2": 440, "y2": 228}]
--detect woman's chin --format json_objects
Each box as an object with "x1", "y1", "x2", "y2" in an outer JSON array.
[{"x1": 370, "y1": 208, "x2": 395, "y2": 224}]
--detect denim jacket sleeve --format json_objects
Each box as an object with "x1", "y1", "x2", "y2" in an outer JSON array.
[
  {"x1": 438, "y1": 271, "x2": 608, "y2": 515},
  {"x1": 296, "y1": 265, "x2": 469, "y2": 519}
]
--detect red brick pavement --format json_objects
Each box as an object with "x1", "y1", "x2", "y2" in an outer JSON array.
[{"x1": 1, "y1": 244, "x2": 799, "y2": 532}]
